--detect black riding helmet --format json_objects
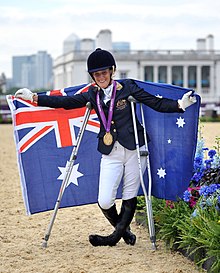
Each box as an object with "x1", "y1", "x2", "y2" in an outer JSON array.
[{"x1": 87, "y1": 48, "x2": 116, "y2": 73}]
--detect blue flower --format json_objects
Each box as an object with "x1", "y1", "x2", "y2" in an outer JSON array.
[
  {"x1": 195, "y1": 156, "x2": 203, "y2": 163},
  {"x1": 199, "y1": 184, "x2": 220, "y2": 197},
  {"x1": 199, "y1": 186, "x2": 208, "y2": 196},
  {"x1": 204, "y1": 159, "x2": 212, "y2": 169},
  {"x1": 209, "y1": 184, "x2": 220, "y2": 194},
  {"x1": 192, "y1": 172, "x2": 203, "y2": 182},
  {"x1": 208, "y1": 149, "x2": 217, "y2": 158},
  {"x1": 183, "y1": 190, "x2": 191, "y2": 202},
  {"x1": 194, "y1": 156, "x2": 203, "y2": 170},
  {"x1": 211, "y1": 155, "x2": 220, "y2": 168},
  {"x1": 195, "y1": 139, "x2": 205, "y2": 158}
]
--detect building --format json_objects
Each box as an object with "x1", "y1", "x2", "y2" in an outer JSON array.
[
  {"x1": 0, "y1": 73, "x2": 6, "y2": 93},
  {"x1": 12, "y1": 51, "x2": 53, "y2": 90},
  {"x1": 63, "y1": 33, "x2": 81, "y2": 54},
  {"x1": 53, "y1": 30, "x2": 220, "y2": 113},
  {"x1": 12, "y1": 55, "x2": 29, "y2": 87}
]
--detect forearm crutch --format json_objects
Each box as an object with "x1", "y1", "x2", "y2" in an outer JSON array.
[
  {"x1": 128, "y1": 96, "x2": 156, "y2": 250},
  {"x1": 42, "y1": 102, "x2": 92, "y2": 248}
]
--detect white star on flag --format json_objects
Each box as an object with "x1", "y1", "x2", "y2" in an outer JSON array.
[
  {"x1": 57, "y1": 162, "x2": 83, "y2": 187},
  {"x1": 176, "y1": 117, "x2": 186, "y2": 128},
  {"x1": 157, "y1": 167, "x2": 166, "y2": 178},
  {"x1": 155, "y1": 94, "x2": 163, "y2": 98},
  {"x1": 167, "y1": 139, "x2": 172, "y2": 144}
]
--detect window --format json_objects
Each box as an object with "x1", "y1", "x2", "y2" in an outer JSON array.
[
  {"x1": 201, "y1": 66, "x2": 210, "y2": 88},
  {"x1": 158, "y1": 66, "x2": 167, "y2": 83},
  {"x1": 172, "y1": 66, "x2": 183, "y2": 87},
  {"x1": 144, "y1": 66, "x2": 153, "y2": 82},
  {"x1": 120, "y1": 71, "x2": 128, "y2": 79},
  {"x1": 188, "y1": 66, "x2": 196, "y2": 88}
]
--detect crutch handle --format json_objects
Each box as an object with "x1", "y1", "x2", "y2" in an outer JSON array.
[
  {"x1": 128, "y1": 96, "x2": 137, "y2": 103},
  {"x1": 140, "y1": 151, "x2": 149, "y2": 156},
  {"x1": 86, "y1": 102, "x2": 92, "y2": 109}
]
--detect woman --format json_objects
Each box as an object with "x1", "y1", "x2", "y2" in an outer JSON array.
[{"x1": 15, "y1": 48, "x2": 196, "y2": 247}]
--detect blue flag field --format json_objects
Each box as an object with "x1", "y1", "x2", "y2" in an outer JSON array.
[{"x1": 7, "y1": 80, "x2": 200, "y2": 215}]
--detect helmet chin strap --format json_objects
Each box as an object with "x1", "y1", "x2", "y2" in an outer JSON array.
[
  {"x1": 107, "y1": 66, "x2": 115, "y2": 87},
  {"x1": 108, "y1": 76, "x2": 113, "y2": 87}
]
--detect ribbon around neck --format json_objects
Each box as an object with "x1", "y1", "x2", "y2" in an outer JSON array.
[{"x1": 96, "y1": 80, "x2": 117, "y2": 132}]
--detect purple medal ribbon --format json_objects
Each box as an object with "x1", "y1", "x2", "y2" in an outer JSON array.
[{"x1": 96, "y1": 80, "x2": 117, "y2": 133}]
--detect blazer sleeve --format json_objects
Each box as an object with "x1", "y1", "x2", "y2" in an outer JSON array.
[
  {"x1": 127, "y1": 79, "x2": 183, "y2": 113},
  {"x1": 38, "y1": 92, "x2": 89, "y2": 109}
]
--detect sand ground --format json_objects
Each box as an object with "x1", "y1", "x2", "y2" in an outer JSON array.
[{"x1": 1, "y1": 122, "x2": 219, "y2": 273}]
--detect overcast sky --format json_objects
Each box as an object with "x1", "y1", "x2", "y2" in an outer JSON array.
[{"x1": 1, "y1": 0, "x2": 220, "y2": 78}]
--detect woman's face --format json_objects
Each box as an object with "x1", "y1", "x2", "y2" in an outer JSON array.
[{"x1": 92, "y1": 69, "x2": 112, "y2": 89}]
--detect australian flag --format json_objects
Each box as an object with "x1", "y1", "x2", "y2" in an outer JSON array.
[{"x1": 7, "y1": 80, "x2": 200, "y2": 215}]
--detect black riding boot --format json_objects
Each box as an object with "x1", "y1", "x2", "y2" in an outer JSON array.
[
  {"x1": 89, "y1": 197, "x2": 137, "y2": 247},
  {"x1": 99, "y1": 203, "x2": 136, "y2": 245},
  {"x1": 119, "y1": 200, "x2": 136, "y2": 245}
]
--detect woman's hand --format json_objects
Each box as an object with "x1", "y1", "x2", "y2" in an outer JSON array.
[
  {"x1": 15, "y1": 88, "x2": 38, "y2": 103},
  {"x1": 178, "y1": 91, "x2": 197, "y2": 111}
]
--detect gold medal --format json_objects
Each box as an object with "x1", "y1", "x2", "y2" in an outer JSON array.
[{"x1": 103, "y1": 132, "x2": 113, "y2": 146}]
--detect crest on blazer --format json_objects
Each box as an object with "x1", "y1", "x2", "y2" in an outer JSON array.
[{"x1": 116, "y1": 99, "x2": 127, "y2": 110}]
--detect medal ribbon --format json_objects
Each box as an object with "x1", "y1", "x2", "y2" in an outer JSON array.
[{"x1": 96, "y1": 80, "x2": 117, "y2": 133}]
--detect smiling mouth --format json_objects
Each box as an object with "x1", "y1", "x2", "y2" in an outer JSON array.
[{"x1": 98, "y1": 80, "x2": 108, "y2": 87}]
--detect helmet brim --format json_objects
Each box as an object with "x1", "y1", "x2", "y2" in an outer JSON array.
[{"x1": 88, "y1": 66, "x2": 113, "y2": 73}]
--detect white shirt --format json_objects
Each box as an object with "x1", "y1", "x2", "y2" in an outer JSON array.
[{"x1": 102, "y1": 83, "x2": 113, "y2": 104}]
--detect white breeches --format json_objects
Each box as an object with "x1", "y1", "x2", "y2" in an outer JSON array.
[{"x1": 98, "y1": 141, "x2": 147, "y2": 209}]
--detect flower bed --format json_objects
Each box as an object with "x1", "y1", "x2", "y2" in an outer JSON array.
[{"x1": 136, "y1": 137, "x2": 220, "y2": 273}]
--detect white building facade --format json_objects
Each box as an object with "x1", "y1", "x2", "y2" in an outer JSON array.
[{"x1": 53, "y1": 30, "x2": 220, "y2": 109}]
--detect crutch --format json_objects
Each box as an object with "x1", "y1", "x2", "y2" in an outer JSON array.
[
  {"x1": 128, "y1": 96, "x2": 156, "y2": 250},
  {"x1": 42, "y1": 102, "x2": 92, "y2": 248}
]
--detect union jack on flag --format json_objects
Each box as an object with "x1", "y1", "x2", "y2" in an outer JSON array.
[
  {"x1": 7, "y1": 80, "x2": 200, "y2": 215},
  {"x1": 12, "y1": 84, "x2": 99, "y2": 153}
]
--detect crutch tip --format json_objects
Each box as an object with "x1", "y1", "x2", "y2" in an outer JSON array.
[
  {"x1": 151, "y1": 243, "x2": 157, "y2": 251},
  {"x1": 41, "y1": 240, "x2": 48, "y2": 248}
]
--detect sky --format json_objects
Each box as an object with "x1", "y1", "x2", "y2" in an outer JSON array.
[{"x1": 1, "y1": 0, "x2": 220, "y2": 78}]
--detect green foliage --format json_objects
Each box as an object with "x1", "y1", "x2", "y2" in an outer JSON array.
[
  {"x1": 136, "y1": 134, "x2": 220, "y2": 272},
  {"x1": 136, "y1": 195, "x2": 220, "y2": 272},
  {"x1": 136, "y1": 195, "x2": 146, "y2": 210},
  {"x1": 177, "y1": 206, "x2": 220, "y2": 273},
  {"x1": 200, "y1": 116, "x2": 220, "y2": 122},
  {"x1": 213, "y1": 136, "x2": 220, "y2": 155},
  {"x1": 154, "y1": 199, "x2": 192, "y2": 249}
]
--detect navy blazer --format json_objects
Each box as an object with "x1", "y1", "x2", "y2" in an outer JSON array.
[{"x1": 38, "y1": 79, "x2": 183, "y2": 155}]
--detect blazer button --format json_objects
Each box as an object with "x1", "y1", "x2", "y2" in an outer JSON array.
[
  {"x1": 111, "y1": 121, "x2": 114, "y2": 124},
  {"x1": 113, "y1": 129, "x2": 116, "y2": 132}
]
